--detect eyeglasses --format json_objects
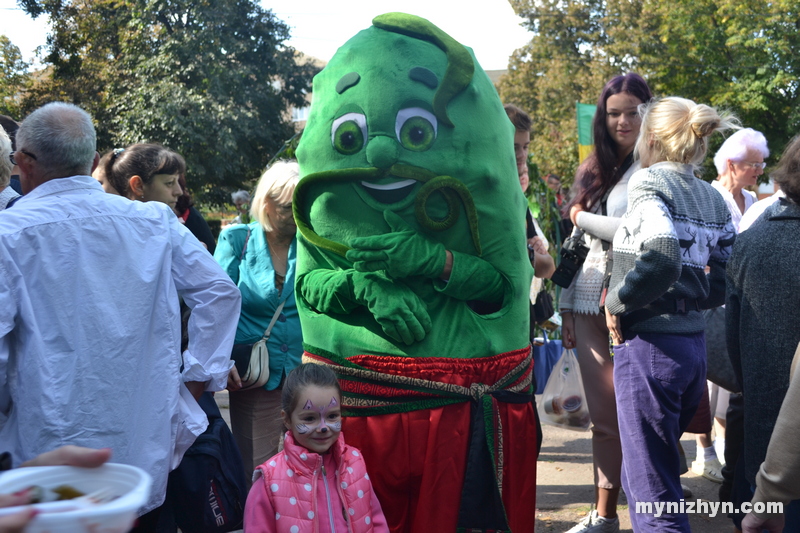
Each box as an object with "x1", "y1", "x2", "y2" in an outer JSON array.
[
  {"x1": 9, "y1": 150, "x2": 37, "y2": 166},
  {"x1": 740, "y1": 161, "x2": 766, "y2": 170}
]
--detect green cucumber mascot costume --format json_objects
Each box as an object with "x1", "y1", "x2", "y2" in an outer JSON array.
[{"x1": 295, "y1": 13, "x2": 536, "y2": 533}]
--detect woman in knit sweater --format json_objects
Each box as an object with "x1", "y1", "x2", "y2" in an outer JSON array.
[
  {"x1": 604, "y1": 97, "x2": 737, "y2": 532},
  {"x1": 560, "y1": 73, "x2": 653, "y2": 533}
]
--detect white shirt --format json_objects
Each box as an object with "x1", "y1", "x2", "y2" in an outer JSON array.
[
  {"x1": 0, "y1": 176, "x2": 241, "y2": 513},
  {"x1": 711, "y1": 180, "x2": 757, "y2": 232},
  {"x1": 0, "y1": 187, "x2": 19, "y2": 210},
  {"x1": 739, "y1": 190, "x2": 785, "y2": 233}
]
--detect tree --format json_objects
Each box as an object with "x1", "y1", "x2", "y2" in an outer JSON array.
[
  {"x1": 0, "y1": 35, "x2": 31, "y2": 118},
  {"x1": 638, "y1": 0, "x2": 800, "y2": 176},
  {"x1": 500, "y1": 0, "x2": 629, "y2": 185},
  {"x1": 18, "y1": 0, "x2": 318, "y2": 204},
  {"x1": 21, "y1": 0, "x2": 131, "y2": 149},
  {"x1": 501, "y1": 0, "x2": 800, "y2": 185}
]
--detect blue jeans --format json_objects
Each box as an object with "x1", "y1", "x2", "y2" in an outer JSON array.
[{"x1": 614, "y1": 331, "x2": 706, "y2": 532}]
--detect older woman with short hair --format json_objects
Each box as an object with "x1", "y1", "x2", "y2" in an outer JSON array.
[
  {"x1": 231, "y1": 189, "x2": 252, "y2": 224},
  {"x1": 691, "y1": 128, "x2": 770, "y2": 486},
  {"x1": 214, "y1": 161, "x2": 303, "y2": 480},
  {"x1": 712, "y1": 128, "x2": 769, "y2": 230}
]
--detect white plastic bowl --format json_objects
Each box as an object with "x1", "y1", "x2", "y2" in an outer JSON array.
[{"x1": 0, "y1": 463, "x2": 152, "y2": 533}]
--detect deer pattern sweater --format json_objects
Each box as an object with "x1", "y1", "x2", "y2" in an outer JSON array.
[{"x1": 605, "y1": 162, "x2": 735, "y2": 334}]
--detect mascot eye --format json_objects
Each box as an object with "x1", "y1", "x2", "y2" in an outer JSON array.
[
  {"x1": 331, "y1": 113, "x2": 367, "y2": 155},
  {"x1": 396, "y1": 108, "x2": 437, "y2": 152}
]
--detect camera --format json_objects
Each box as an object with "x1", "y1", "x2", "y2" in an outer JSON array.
[{"x1": 550, "y1": 231, "x2": 589, "y2": 288}]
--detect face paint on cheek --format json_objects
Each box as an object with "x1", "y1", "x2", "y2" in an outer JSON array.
[
  {"x1": 317, "y1": 397, "x2": 340, "y2": 432},
  {"x1": 297, "y1": 396, "x2": 342, "y2": 433}
]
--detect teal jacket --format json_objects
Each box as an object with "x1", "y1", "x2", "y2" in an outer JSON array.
[{"x1": 214, "y1": 222, "x2": 302, "y2": 390}]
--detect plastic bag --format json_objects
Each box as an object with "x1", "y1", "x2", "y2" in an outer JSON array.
[
  {"x1": 532, "y1": 330, "x2": 562, "y2": 395},
  {"x1": 537, "y1": 348, "x2": 592, "y2": 431}
]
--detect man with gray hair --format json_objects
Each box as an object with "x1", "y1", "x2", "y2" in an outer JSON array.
[{"x1": 0, "y1": 102, "x2": 241, "y2": 526}]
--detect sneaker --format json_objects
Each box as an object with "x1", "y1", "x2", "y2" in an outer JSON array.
[
  {"x1": 691, "y1": 457, "x2": 723, "y2": 483},
  {"x1": 682, "y1": 484, "x2": 693, "y2": 499},
  {"x1": 565, "y1": 510, "x2": 620, "y2": 533}
]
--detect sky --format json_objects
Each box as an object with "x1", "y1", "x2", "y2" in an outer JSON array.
[{"x1": 0, "y1": 0, "x2": 531, "y2": 71}]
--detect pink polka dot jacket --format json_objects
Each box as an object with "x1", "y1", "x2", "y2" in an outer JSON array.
[{"x1": 244, "y1": 431, "x2": 389, "y2": 533}]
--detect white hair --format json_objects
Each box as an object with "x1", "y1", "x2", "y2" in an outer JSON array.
[
  {"x1": 0, "y1": 129, "x2": 12, "y2": 188},
  {"x1": 713, "y1": 128, "x2": 769, "y2": 175},
  {"x1": 231, "y1": 189, "x2": 251, "y2": 203},
  {"x1": 16, "y1": 102, "x2": 96, "y2": 178}
]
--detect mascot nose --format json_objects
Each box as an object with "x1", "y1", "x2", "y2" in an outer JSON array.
[{"x1": 366, "y1": 136, "x2": 399, "y2": 169}]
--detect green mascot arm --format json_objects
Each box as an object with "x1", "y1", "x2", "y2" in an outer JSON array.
[
  {"x1": 347, "y1": 210, "x2": 504, "y2": 303},
  {"x1": 437, "y1": 249, "x2": 504, "y2": 303},
  {"x1": 297, "y1": 267, "x2": 432, "y2": 345}
]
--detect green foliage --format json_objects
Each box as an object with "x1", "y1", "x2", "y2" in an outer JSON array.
[
  {"x1": 641, "y1": 0, "x2": 800, "y2": 179},
  {"x1": 526, "y1": 160, "x2": 565, "y2": 319},
  {"x1": 18, "y1": 0, "x2": 318, "y2": 205},
  {"x1": 266, "y1": 130, "x2": 303, "y2": 169},
  {"x1": 501, "y1": 0, "x2": 800, "y2": 186},
  {"x1": 0, "y1": 36, "x2": 31, "y2": 118},
  {"x1": 527, "y1": 166, "x2": 563, "y2": 252}
]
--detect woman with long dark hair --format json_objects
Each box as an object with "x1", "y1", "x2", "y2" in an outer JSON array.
[{"x1": 560, "y1": 73, "x2": 653, "y2": 533}]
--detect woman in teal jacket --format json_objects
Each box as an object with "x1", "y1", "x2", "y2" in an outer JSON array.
[{"x1": 214, "y1": 160, "x2": 303, "y2": 480}]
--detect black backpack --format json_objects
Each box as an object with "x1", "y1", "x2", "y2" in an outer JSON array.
[{"x1": 158, "y1": 392, "x2": 249, "y2": 533}]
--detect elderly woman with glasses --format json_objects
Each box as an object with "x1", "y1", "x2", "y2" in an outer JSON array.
[
  {"x1": 0, "y1": 130, "x2": 21, "y2": 209},
  {"x1": 712, "y1": 128, "x2": 769, "y2": 230}
]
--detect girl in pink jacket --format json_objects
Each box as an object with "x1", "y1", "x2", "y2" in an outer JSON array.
[{"x1": 244, "y1": 364, "x2": 389, "y2": 533}]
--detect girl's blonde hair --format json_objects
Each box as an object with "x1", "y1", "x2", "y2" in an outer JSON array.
[
  {"x1": 250, "y1": 160, "x2": 299, "y2": 232},
  {"x1": 635, "y1": 97, "x2": 739, "y2": 167}
]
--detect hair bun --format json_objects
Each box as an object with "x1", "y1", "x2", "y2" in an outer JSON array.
[
  {"x1": 691, "y1": 120, "x2": 719, "y2": 139},
  {"x1": 689, "y1": 105, "x2": 721, "y2": 138}
]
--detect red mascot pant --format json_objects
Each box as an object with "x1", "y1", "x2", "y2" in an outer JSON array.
[{"x1": 306, "y1": 348, "x2": 538, "y2": 533}]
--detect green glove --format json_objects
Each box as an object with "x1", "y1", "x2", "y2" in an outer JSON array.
[
  {"x1": 351, "y1": 271, "x2": 432, "y2": 345},
  {"x1": 347, "y1": 210, "x2": 447, "y2": 280},
  {"x1": 298, "y1": 268, "x2": 431, "y2": 345}
]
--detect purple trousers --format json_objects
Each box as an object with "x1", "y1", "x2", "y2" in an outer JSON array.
[{"x1": 614, "y1": 331, "x2": 706, "y2": 532}]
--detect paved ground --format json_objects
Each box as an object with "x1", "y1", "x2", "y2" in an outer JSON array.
[
  {"x1": 535, "y1": 418, "x2": 733, "y2": 532},
  {"x1": 215, "y1": 391, "x2": 734, "y2": 532}
]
